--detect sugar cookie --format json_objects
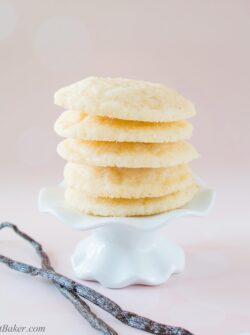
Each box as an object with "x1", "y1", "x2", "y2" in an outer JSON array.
[
  {"x1": 54, "y1": 77, "x2": 195, "y2": 122},
  {"x1": 57, "y1": 139, "x2": 199, "y2": 168},
  {"x1": 54, "y1": 110, "x2": 193, "y2": 143},
  {"x1": 64, "y1": 184, "x2": 199, "y2": 216},
  {"x1": 64, "y1": 162, "x2": 194, "y2": 198}
]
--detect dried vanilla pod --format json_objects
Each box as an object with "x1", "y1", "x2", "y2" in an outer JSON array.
[
  {"x1": 0, "y1": 223, "x2": 117, "y2": 335},
  {"x1": 0, "y1": 222, "x2": 194, "y2": 335}
]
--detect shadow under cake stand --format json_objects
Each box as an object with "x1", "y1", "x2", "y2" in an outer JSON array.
[{"x1": 38, "y1": 177, "x2": 215, "y2": 289}]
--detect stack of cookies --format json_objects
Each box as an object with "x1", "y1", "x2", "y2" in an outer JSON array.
[{"x1": 54, "y1": 77, "x2": 199, "y2": 217}]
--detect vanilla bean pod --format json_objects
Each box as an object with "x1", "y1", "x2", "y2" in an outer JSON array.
[
  {"x1": 0, "y1": 222, "x2": 194, "y2": 335},
  {"x1": 0, "y1": 223, "x2": 117, "y2": 335},
  {"x1": 58, "y1": 288, "x2": 117, "y2": 335}
]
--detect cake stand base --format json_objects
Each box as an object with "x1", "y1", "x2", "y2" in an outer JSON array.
[{"x1": 71, "y1": 224, "x2": 185, "y2": 288}]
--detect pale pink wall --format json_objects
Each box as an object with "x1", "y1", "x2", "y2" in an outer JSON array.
[
  {"x1": 1, "y1": 0, "x2": 250, "y2": 181},
  {"x1": 0, "y1": 0, "x2": 250, "y2": 236}
]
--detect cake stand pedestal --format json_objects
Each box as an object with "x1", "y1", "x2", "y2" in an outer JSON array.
[{"x1": 38, "y1": 178, "x2": 215, "y2": 288}]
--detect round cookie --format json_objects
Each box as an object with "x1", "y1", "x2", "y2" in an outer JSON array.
[
  {"x1": 64, "y1": 163, "x2": 195, "y2": 198},
  {"x1": 54, "y1": 77, "x2": 195, "y2": 122},
  {"x1": 54, "y1": 110, "x2": 193, "y2": 143},
  {"x1": 64, "y1": 183, "x2": 199, "y2": 216},
  {"x1": 57, "y1": 139, "x2": 199, "y2": 168}
]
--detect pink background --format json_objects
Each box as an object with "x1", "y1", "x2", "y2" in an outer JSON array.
[{"x1": 0, "y1": 0, "x2": 250, "y2": 334}]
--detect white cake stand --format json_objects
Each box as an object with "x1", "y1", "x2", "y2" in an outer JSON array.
[{"x1": 38, "y1": 177, "x2": 215, "y2": 289}]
